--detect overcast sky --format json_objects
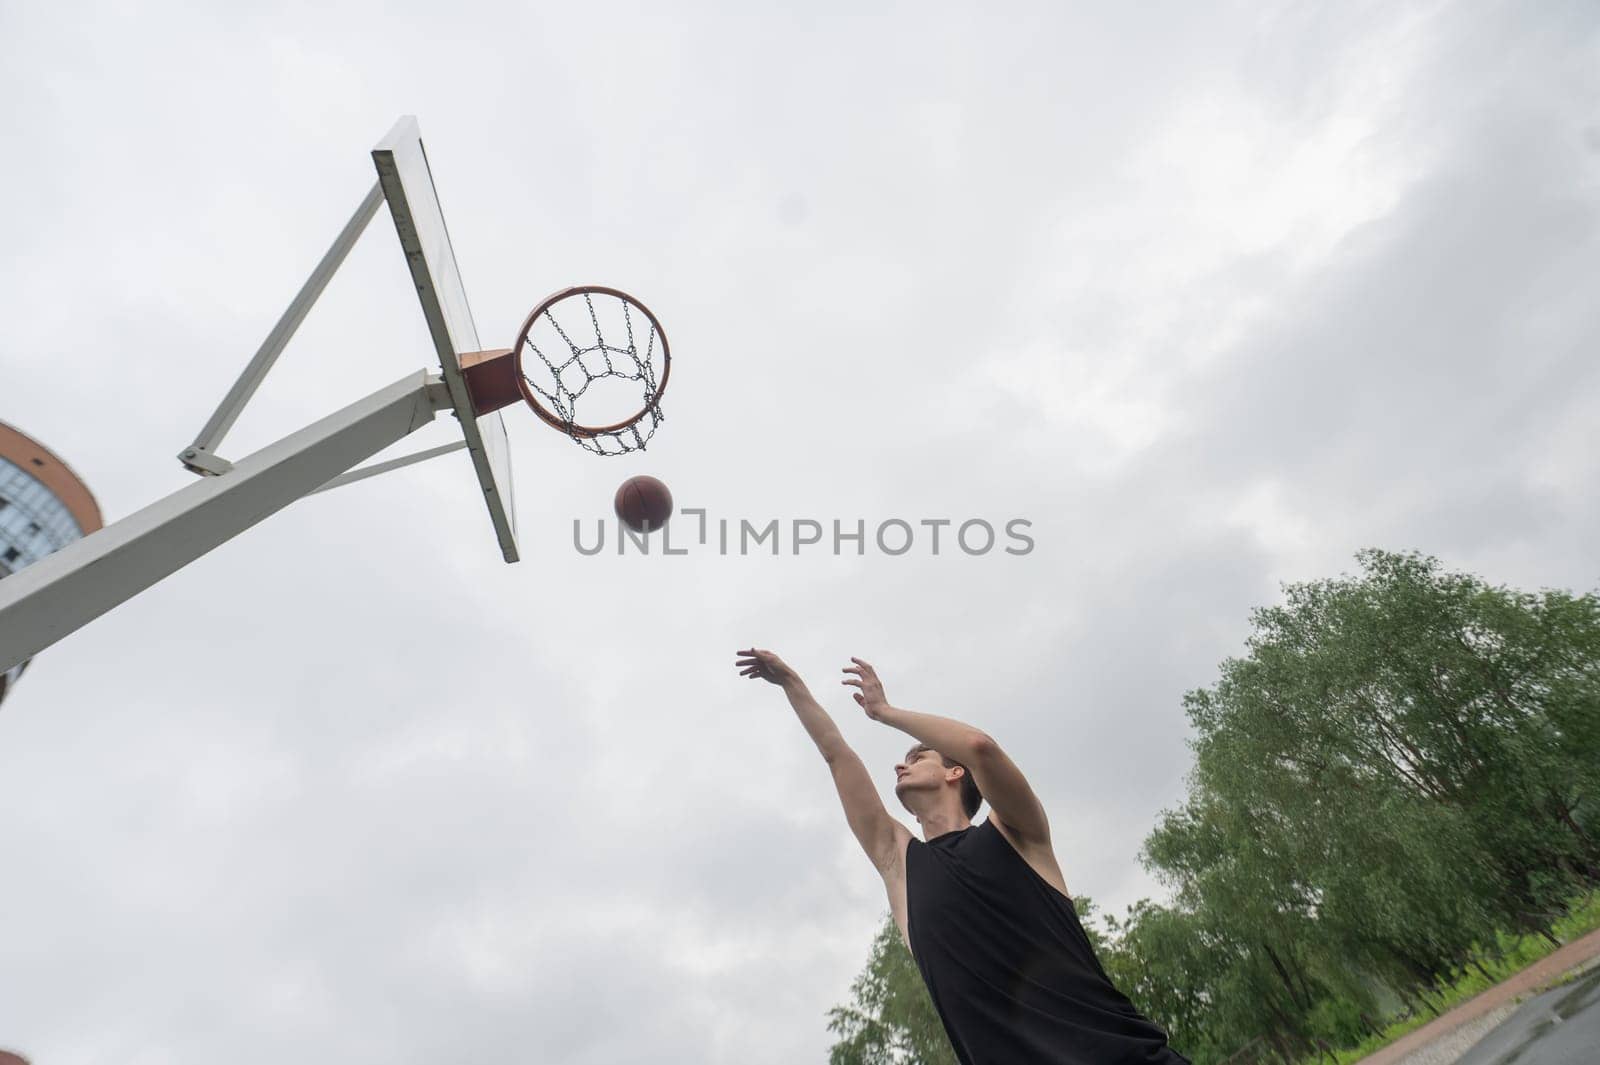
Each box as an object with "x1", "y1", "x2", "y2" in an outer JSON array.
[{"x1": 3, "y1": 2, "x2": 1599, "y2": 1063}]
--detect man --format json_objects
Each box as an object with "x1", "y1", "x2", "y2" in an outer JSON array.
[{"x1": 735, "y1": 648, "x2": 1190, "y2": 1065}]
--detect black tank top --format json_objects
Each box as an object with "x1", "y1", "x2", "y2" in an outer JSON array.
[{"x1": 905, "y1": 818, "x2": 1190, "y2": 1064}]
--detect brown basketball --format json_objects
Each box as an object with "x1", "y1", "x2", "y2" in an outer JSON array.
[
  {"x1": 614, "y1": 475, "x2": 673, "y2": 533},
  {"x1": 0, "y1": 1052, "x2": 33, "y2": 1065}
]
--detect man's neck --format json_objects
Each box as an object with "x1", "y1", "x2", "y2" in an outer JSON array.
[{"x1": 917, "y1": 807, "x2": 972, "y2": 840}]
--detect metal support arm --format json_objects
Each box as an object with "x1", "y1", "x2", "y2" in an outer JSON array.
[
  {"x1": 313, "y1": 440, "x2": 468, "y2": 494},
  {"x1": 0, "y1": 371, "x2": 452, "y2": 673},
  {"x1": 179, "y1": 181, "x2": 386, "y2": 475}
]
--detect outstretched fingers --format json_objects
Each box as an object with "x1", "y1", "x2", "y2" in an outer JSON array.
[{"x1": 735, "y1": 648, "x2": 767, "y2": 678}]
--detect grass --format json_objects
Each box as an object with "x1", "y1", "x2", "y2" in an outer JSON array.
[{"x1": 1302, "y1": 891, "x2": 1600, "y2": 1065}]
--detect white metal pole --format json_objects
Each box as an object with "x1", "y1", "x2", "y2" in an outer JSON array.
[
  {"x1": 0, "y1": 371, "x2": 451, "y2": 672},
  {"x1": 179, "y1": 181, "x2": 387, "y2": 475},
  {"x1": 312, "y1": 439, "x2": 467, "y2": 494}
]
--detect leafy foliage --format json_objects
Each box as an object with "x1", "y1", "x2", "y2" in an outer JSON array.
[{"x1": 827, "y1": 919, "x2": 957, "y2": 1065}]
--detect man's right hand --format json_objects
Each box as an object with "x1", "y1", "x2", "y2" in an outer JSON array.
[{"x1": 736, "y1": 647, "x2": 800, "y2": 688}]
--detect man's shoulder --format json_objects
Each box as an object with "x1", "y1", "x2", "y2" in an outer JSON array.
[{"x1": 988, "y1": 814, "x2": 1072, "y2": 897}]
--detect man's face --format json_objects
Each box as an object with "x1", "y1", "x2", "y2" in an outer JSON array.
[{"x1": 894, "y1": 746, "x2": 945, "y2": 797}]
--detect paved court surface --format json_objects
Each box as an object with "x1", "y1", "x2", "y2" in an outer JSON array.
[
  {"x1": 1356, "y1": 927, "x2": 1600, "y2": 1065},
  {"x1": 1453, "y1": 964, "x2": 1600, "y2": 1065}
]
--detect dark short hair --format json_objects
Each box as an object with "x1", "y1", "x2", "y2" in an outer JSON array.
[{"x1": 908, "y1": 744, "x2": 984, "y2": 819}]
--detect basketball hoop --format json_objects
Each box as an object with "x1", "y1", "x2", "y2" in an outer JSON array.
[{"x1": 513, "y1": 286, "x2": 670, "y2": 456}]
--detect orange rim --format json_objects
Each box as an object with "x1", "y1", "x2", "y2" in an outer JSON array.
[{"x1": 512, "y1": 285, "x2": 671, "y2": 438}]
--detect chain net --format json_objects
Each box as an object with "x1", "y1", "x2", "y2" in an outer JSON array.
[{"x1": 516, "y1": 288, "x2": 668, "y2": 456}]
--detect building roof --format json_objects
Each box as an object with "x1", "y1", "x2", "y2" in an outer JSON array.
[{"x1": 0, "y1": 420, "x2": 103, "y2": 534}]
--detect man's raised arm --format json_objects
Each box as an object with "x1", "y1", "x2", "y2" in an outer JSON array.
[
  {"x1": 736, "y1": 647, "x2": 850, "y2": 761},
  {"x1": 737, "y1": 648, "x2": 908, "y2": 872}
]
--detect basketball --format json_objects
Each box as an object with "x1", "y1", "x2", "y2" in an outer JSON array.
[{"x1": 614, "y1": 475, "x2": 673, "y2": 533}]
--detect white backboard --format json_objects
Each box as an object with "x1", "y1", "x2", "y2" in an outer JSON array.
[{"x1": 372, "y1": 116, "x2": 518, "y2": 562}]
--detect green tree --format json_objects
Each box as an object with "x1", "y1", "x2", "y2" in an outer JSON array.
[
  {"x1": 1143, "y1": 549, "x2": 1600, "y2": 1060},
  {"x1": 1098, "y1": 899, "x2": 1226, "y2": 1059},
  {"x1": 827, "y1": 917, "x2": 957, "y2": 1065}
]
